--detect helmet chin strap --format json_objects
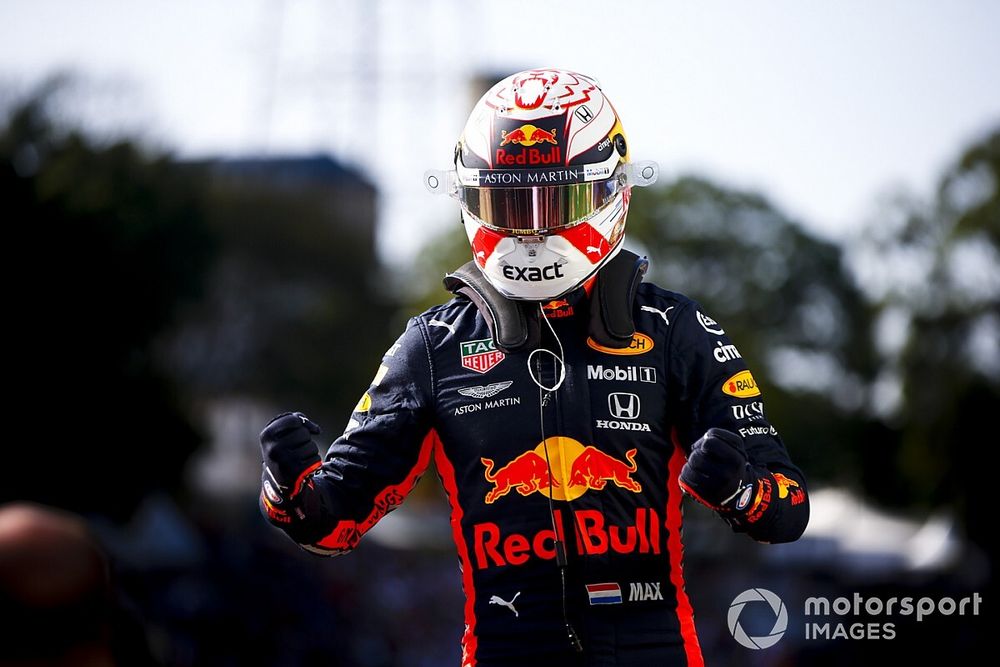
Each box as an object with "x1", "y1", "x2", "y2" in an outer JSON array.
[{"x1": 442, "y1": 250, "x2": 649, "y2": 354}]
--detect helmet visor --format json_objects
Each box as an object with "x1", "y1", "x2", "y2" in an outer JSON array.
[{"x1": 459, "y1": 176, "x2": 622, "y2": 234}]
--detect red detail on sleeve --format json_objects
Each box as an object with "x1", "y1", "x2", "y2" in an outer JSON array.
[
  {"x1": 290, "y1": 460, "x2": 322, "y2": 499},
  {"x1": 314, "y1": 431, "x2": 435, "y2": 553},
  {"x1": 668, "y1": 430, "x2": 706, "y2": 667},
  {"x1": 316, "y1": 520, "x2": 357, "y2": 553},
  {"x1": 434, "y1": 434, "x2": 479, "y2": 667},
  {"x1": 677, "y1": 477, "x2": 722, "y2": 511}
]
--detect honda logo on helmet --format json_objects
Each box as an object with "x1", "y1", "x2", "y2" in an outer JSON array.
[
  {"x1": 608, "y1": 393, "x2": 640, "y2": 420},
  {"x1": 575, "y1": 105, "x2": 594, "y2": 123}
]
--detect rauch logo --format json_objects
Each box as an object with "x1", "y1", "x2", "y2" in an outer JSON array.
[
  {"x1": 587, "y1": 333, "x2": 654, "y2": 356},
  {"x1": 722, "y1": 370, "x2": 760, "y2": 398}
]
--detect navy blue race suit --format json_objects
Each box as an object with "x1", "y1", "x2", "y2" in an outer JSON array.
[{"x1": 260, "y1": 283, "x2": 809, "y2": 667}]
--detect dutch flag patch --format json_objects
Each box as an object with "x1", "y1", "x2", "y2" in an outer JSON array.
[{"x1": 586, "y1": 582, "x2": 623, "y2": 605}]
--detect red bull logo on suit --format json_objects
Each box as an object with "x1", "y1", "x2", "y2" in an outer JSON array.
[
  {"x1": 473, "y1": 507, "x2": 663, "y2": 570},
  {"x1": 481, "y1": 437, "x2": 641, "y2": 503},
  {"x1": 475, "y1": 438, "x2": 652, "y2": 568}
]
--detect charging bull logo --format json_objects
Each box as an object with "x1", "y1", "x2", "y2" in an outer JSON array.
[
  {"x1": 570, "y1": 447, "x2": 642, "y2": 492},
  {"x1": 772, "y1": 472, "x2": 806, "y2": 506},
  {"x1": 495, "y1": 124, "x2": 562, "y2": 165},
  {"x1": 500, "y1": 124, "x2": 558, "y2": 147},
  {"x1": 481, "y1": 437, "x2": 642, "y2": 504},
  {"x1": 481, "y1": 451, "x2": 556, "y2": 504},
  {"x1": 541, "y1": 299, "x2": 574, "y2": 318}
]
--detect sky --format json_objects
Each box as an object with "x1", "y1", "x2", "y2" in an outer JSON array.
[{"x1": 2, "y1": 0, "x2": 998, "y2": 262}]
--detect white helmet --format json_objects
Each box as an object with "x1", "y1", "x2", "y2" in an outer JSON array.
[{"x1": 425, "y1": 68, "x2": 658, "y2": 301}]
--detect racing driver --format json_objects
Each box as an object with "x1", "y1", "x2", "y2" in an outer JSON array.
[{"x1": 259, "y1": 68, "x2": 809, "y2": 666}]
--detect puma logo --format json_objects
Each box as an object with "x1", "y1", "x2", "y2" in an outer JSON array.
[
  {"x1": 640, "y1": 305, "x2": 674, "y2": 325},
  {"x1": 489, "y1": 592, "x2": 521, "y2": 617},
  {"x1": 429, "y1": 318, "x2": 457, "y2": 336}
]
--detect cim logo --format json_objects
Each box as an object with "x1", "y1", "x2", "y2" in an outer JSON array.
[
  {"x1": 587, "y1": 333, "x2": 654, "y2": 356},
  {"x1": 714, "y1": 341, "x2": 742, "y2": 363},
  {"x1": 480, "y1": 437, "x2": 642, "y2": 504}
]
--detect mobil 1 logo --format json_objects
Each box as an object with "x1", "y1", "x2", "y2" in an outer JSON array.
[{"x1": 587, "y1": 365, "x2": 656, "y2": 384}]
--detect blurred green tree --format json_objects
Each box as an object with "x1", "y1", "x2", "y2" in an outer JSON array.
[
  {"x1": 165, "y1": 156, "x2": 395, "y2": 435},
  {"x1": 1, "y1": 82, "x2": 216, "y2": 518},
  {"x1": 627, "y1": 178, "x2": 886, "y2": 489},
  {"x1": 851, "y1": 128, "x2": 999, "y2": 535},
  {"x1": 2, "y1": 79, "x2": 395, "y2": 511}
]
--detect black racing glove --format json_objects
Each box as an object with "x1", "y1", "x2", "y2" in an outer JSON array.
[
  {"x1": 678, "y1": 428, "x2": 756, "y2": 512},
  {"x1": 259, "y1": 412, "x2": 322, "y2": 524}
]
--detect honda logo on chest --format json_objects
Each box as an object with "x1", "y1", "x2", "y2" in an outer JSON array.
[{"x1": 608, "y1": 393, "x2": 640, "y2": 420}]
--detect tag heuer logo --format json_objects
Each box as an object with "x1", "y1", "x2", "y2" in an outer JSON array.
[{"x1": 460, "y1": 338, "x2": 505, "y2": 374}]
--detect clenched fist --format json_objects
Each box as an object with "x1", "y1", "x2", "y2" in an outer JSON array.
[
  {"x1": 678, "y1": 428, "x2": 754, "y2": 511},
  {"x1": 259, "y1": 412, "x2": 323, "y2": 508}
]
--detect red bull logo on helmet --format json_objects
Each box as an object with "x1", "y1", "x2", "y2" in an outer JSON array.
[
  {"x1": 495, "y1": 146, "x2": 562, "y2": 166},
  {"x1": 480, "y1": 436, "x2": 642, "y2": 504},
  {"x1": 499, "y1": 124, "x2": 559, "y2": 147},
  {"x1": 495, "y1": 124, "x2": 562, "y2": 166}
]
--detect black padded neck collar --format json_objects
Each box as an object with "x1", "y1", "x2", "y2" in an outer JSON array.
[{"x1": 442, "y1": 250, "x2": 649, "y2": 354}]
